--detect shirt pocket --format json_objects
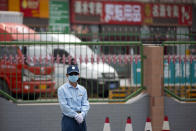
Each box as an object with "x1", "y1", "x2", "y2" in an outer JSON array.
[
  {"x1": 65, "y1": 96, "x2": 73, "y2": 106},
  {"x1": 77, "y1": 93, "x2": 83, "y2": 103}
]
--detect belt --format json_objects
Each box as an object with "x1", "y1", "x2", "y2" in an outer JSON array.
[{"x1": 76, "y1": 111, "x2": 81, "y2": 113}]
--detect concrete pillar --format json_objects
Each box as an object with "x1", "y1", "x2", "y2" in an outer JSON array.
[{"x1": 143, "y1": 45, "x2": 164, "y2": 131}]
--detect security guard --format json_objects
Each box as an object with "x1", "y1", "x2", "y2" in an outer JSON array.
[{"x1": 58, "y1": 65, "x2": 90, "y2": 131}]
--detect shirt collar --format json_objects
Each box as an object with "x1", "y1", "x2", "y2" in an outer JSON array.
[{"x1": 68, "y1": 82, "x2": 79, "y2": 89}]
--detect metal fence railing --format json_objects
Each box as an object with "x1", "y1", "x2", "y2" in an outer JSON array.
[
  {"x1": 163, "y1": 41, "x2": 196, "y2": 101},
  {"x1": 0, "y1": 31, "x2": 144, "y2": 103},
  {"x1": 1, "y1": 23, "x2": 196, "y2": 103}
]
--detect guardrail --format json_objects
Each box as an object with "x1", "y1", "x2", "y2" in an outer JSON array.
[
  {"x1": 0, "y1": 38, "x2": 144, "y2": 103},
  {"x1": 1, "y1": 30, "x2": 196, "y2": 103},
  {"x1": 163, "y1": 41, "x2": 196, "y2": 102}
]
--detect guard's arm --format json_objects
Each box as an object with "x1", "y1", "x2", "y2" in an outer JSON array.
[{"x1": 81, "y1": 89, "x2": 90, "y2": 118}]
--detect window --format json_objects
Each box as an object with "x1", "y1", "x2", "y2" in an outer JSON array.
[
  {"x1": 53, "y1": 49, "x2": 69, "y2": 64},
  {"x1": 0, "y1": 46, "x2": 17, "y2": 58}
]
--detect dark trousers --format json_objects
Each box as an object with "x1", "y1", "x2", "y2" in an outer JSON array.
[{"x1": 61, "y1": 115, "x2": 87, "y2": 131}]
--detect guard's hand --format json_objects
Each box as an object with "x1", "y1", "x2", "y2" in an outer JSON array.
[{"x1": 74, "y1": 113, "x2": 83, "y2": 124}]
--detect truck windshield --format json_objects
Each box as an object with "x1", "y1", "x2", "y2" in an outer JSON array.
[{"x1": 0, "y1": 46, "x2": 17, "y2": 58}]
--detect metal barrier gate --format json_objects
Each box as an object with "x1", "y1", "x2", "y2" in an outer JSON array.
[
  {"x1": 163, "y1": 41, "x2": 196, "y2": 101},
  {"x1": 1, "y1": 24, "x2": 196, "y2": 103},
  {"x1": 0, "y1": 32, "x2": 144, "y2": 103}
]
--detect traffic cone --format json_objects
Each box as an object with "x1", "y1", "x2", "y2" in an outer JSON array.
[
  {"x1": 103, "y1": 117, "x2": 111, "y2": 131},
  {"x1": 125, "y1": 116, "x2": 133, "y2": 131},
  {"x1": 162, "y1": 116, "x2": 170, "y2": 131},
  {"x1": 144, "y1": 117, "x2": 152, "y2": 131}
]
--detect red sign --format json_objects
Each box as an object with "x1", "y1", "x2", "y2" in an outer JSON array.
[
  {"x1": 144, "y1": 3, "x2": 192, "y2": 26},
  {"x1": 102, "y1": 1, "x2": 143, "y2": 25},
  {"x1": 71, "y1": 1, "x2": 192, "y2": 26},
  {"x1": 0, "y1": 0, "x2": 8, "y2": 11},
  {"x1": 71, "y1": 0, "x2": 143, "y2": 25},
  {"x1": 179, "y1": 5, "x2": 192, "y2": 25},
  {"x1": 20, "y1": 0, "x2": 40, "y2": 17}
]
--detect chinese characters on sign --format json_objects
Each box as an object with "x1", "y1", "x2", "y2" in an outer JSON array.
[
  {"x1": 49, "y1": 0, "x2": 69, "y2": 32},
  {"x1": 20, "y1": 0, "x2": 40, "y2": 17},
  {"x1": 103, "y1": 2, "x2": 142, "y2": 24},
  {"x1": 144, "y1": 3, "x2": 192, "y2": 25},
  {"x1": 71, "y1": 0, "x2": 103, "y2": 24},
  {"x1": 179, "y1": 5, "x2": 192, "y2": 25},
  {"x1": 153, "y1": 4, "x2": 176, "y2": 18},
  {"x1": 152, "y1": 4, "x2": 179, "y2": 18},
  {"x1": 71, "y1": 0, "x2": 192, "y2": 26},
  {"x1": 74, "y1": 1, "x2": 102, "y2": 16},
  {"x1": 71, "y1": 0, "x2": 142, "y2": 25}
]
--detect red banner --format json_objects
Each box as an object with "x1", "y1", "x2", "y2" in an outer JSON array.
[
  {"x1": 71, "y1": 0, "x2": 192, "y2": 26},
  {"x1": 20, "y1": 0, "x2": 40, "y2": 17},
  {"x1": 102, "y1": 1, "x2": 143, "y2": 25}
]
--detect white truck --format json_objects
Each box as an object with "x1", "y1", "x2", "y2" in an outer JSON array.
[
  {"x1": 0, "y1": 11, "x2": 23, "y2": 24},
  {"x1": 37, "y1": 33, "x2": 120, "y2": 97}
]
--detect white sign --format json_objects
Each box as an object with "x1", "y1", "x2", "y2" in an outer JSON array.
[{"x1": 104, "y1": 3, "x2": 141, "y2": 23}]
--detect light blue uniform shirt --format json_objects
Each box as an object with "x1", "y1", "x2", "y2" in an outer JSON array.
[{"x1": 58, "y1": 82, "x2": 90, "y2": 118}]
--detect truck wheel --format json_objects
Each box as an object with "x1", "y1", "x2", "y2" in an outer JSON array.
[{"x1": 0, "y1": 79, "x2": 10, "y2": 97}]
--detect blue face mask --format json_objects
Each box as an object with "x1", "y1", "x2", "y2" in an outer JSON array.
[{"x1": 68, "y1": 75, "x2": 79, "y2": 83}]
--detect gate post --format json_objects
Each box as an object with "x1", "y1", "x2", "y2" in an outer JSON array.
[{"x1": 143, "y1": 45, "x2": 164, "y2": 131}]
